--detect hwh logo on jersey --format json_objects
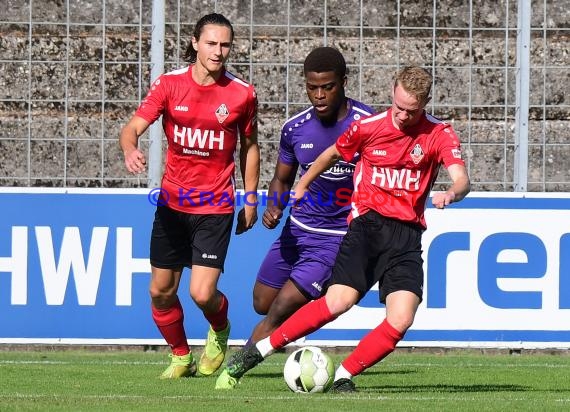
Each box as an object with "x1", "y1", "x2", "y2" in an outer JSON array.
[
  {"x1": 173, "y1": 124, "x2": 225, "y2": 150},
  {"x1": 370, "y1": 167, "x2": 421, "y2": 191}
]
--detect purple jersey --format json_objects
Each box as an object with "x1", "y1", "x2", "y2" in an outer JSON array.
[{"x1": 279, "y1": 98, "x2": 374, "y2": 234}]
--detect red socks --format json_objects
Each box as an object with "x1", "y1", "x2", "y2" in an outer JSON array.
[
  {"x1": 341, "y1": 319, "x2": 403, "y2": 376},
  {"x1": 151, "y1": 298, "x2": 189, "y2": 356},
  {"x1": 270, "y1": 297, "x2": 335, "y2": 349},
  {"x1": 203, "y1": 292, "x2": 229, "y2": 332},
  {"x1": 151, "y1": 292, "x2": 228, "y2": 355}
]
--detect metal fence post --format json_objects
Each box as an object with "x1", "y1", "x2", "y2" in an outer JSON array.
[
  {"x1": 514, "y1": 0, "x2": 531, "y2": 192},
  {"x1": 148, "y1": 0, "x2": 165, "y2": 189}
]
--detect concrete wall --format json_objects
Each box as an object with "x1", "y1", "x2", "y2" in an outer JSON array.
[{"x1": 1, "y1": 0, "x2": 568, "y2": 191}]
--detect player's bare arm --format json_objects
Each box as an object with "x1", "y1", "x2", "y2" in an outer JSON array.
[
  {"x1": 119, "y1": 115, "x2": 150, "y2": 174},
  {"x1": 432, "y1": 163, "x2": 471, "y2": 209},
  {"x1": 236, "y1": 129, "x2": 260, "y2": 234},
  {"x1": 262, "y1": 160, "x2": 298, "y2": 229},
  {"x1": 291, "y1": 144, "x2": 341, "y2": 204}
]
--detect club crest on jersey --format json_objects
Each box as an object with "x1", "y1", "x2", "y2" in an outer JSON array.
[
  {"x1": 215, "y1": 104, "x2": 229, "y2": 123},
  {"x1": 452, "y1": 148, "x2": 462, "y2": 159},
  {"x1": 410, "y1": 143, "x2": 424, "y2": 164}
]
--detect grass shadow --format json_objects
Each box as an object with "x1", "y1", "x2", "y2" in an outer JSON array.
[{"x1": 363, "y1": 383, "x2": 530, "y2": 393}]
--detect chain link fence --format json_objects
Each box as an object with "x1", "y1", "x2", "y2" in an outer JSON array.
[{"x1": 1, "y1": 0, "x2": 568, "y2": 191}]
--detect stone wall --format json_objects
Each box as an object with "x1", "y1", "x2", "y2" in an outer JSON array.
[{"x1": 1, "y1": 0, "x2": 568, "y2": 191}]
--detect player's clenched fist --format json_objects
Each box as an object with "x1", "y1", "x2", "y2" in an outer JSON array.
[{"x1": 262, "y1": 205, "x2": 283, "y2": 229}]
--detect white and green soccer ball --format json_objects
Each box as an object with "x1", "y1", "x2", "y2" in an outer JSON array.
[{"x1": 283, "y1": 346, "x2": 335, "y2": 393}]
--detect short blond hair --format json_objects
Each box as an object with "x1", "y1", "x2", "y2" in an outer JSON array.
[{"x1": 394, "y1": 66, "x2": 432, "y2": 103}]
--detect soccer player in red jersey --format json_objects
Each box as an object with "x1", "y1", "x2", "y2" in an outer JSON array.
[
  {"x1": 119, "y1": 13, "x2": 259, "y2": 379},
  {"x1": 219, "y1": 66, "x2": 470, "y2": 392}
]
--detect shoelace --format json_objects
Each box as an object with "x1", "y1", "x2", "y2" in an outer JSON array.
[{"x1": 208, "y1": 334, "x2": 222, "y2": 351}]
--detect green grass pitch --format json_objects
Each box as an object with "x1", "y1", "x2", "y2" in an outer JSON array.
[{"x1": 1, "y1": 347, "x2": 569, "y2": 411}]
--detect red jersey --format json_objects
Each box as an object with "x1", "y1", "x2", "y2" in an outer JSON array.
[
  {"x1": 336, "y1": 109, "x2": 465, "y2": 229},
  {"x1": 135, "y1": 66, "x2": 258, "y2": 214}
]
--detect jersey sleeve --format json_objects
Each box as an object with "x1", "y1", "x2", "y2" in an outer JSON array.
[
  {"x1": 238, "y1": 86, "x2": 259, "y2": 139},
  {"x1": 335, "y1": 120, "x2": 363, "y2": 162},
  {"x1": 436, "y1": 123, "x2": 466, "y2": 168},
  {"x1": 135, "y1": 75, "x2": 167, "y2": 124},
  {"x1": 278, "y1": 124, "x2": 298, "y2": 166}
]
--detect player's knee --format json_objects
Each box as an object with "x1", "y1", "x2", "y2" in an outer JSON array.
[
  {"x1": 325, "y1": 292, "x2": 357, "y2": 317},
  {"x1": 253, "y1": 296, "x2": 271, "y2": 315},
  {"x1": 149, "y1": 285, "x2": 175, "y2": 302},
  {"x1": 387, "y1": 314, "x2": 415, "y2": 333},
  {"x1": 254, "y1": 306, "x2": 269, "y2": 316},
  {"x1": 327, "y1": 299, "x2": 353, "y2": 317},
  {"x1": 149, "y1": 291, "x2": 179, "y2": 311},
  {"x1": 324, "y1": 285, "x2": 359, "y2": 316},
  {"x1": 190, "y1": 291, "x2": 214, "y2": 309}
]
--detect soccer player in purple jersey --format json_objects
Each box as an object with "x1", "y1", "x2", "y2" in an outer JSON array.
[{"x1": 215, "y1": 47, "x2": 374, "y2": 389}]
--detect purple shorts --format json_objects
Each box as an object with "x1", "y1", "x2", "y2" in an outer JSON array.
[{"x1": 256, "y1": 218, "x2": 344, "y2": 299}]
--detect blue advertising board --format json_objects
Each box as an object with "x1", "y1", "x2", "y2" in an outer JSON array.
[{"x1": 1, "y1": 189, "x2": 569, "y2": 349}]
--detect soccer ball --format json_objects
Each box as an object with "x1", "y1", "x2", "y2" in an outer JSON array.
[{"x1": 283, "y1": 346, "x2": 335, "y2": 393}]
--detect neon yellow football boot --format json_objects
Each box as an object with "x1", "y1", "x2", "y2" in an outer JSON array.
[
  {"x1": 215, "y1": 368, "x2": 239, "y2": 389},
  {"x1": 160, "y1": 353, "x2": 197, "y2": 379},
  {"x1": 215, "y1": 344, "x2": 265, "y2": 389},
  {"x1": 198, "y1": 322, "x2": 230, "y2": 376}
]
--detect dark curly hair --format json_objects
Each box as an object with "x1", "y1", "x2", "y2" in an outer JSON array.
[{"x1": 303, "y1": 46, "x2": 347, "y2": 78}]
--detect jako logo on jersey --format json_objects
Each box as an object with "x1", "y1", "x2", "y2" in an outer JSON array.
[
  {"x1": 174, "y1": 105, "x2": 188, "y2": 112},
  {"x1": 373, "y1": 149, "x2": 387, "y2": 156},
  {"x1": 173, "y1": 124, "x2": 225, "y2": 150},
  {"x1": 300, "y1": 143, "x2": 314, "y2": 149},
  {"x1": 215, "y1": 104, "x2": 229, "y2": 123},
  {"x1": 311, "y1": 282, "x2": 322, "y2": 292},
  {"x1": 370, "y1": 167, "x2": 421, "y2": 191},
  {"x1": 410, "y1": 143, "x2": 424, "y2": 164},
  {"x1": 201, "y1": 253, "x2": 218, "y2": 260}
]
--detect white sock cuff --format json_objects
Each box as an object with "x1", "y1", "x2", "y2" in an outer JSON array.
[
  {"x1": 333, "y1": 364, "x2": 352, "y2": 381},
  {"x1": 255, "y1": 337, "x2": 274, "y2": 358}
]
